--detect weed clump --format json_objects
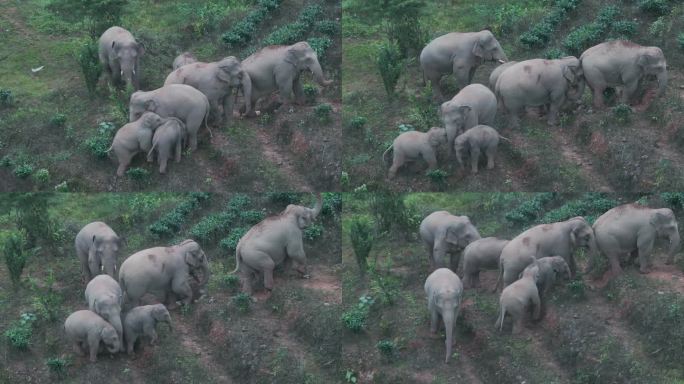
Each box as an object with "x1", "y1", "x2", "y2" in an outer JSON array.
[
  {"x1": 46, "y1": 357, "x2": 69, "y2": 377},
  {"x1": 232, "y1": 292, "x2": 251, "y2": 313},
  {"x1": 638, "y1": 0, "x2": 672, "y2": 16},
  {"x1": 13, "y1": 163, "x2": 34, "y2": 178},
  {"x1": 376, "y1": 339, "x2": 397, "y2": 357},
  {"x1": 350, "y1": 217, "x2": 374, "y2": 276},
  {"x1": 32, "y1": 169, "x2": 50, "y2": 184},
  {"x1": 76, "y1": 39, "x2": 102, "y2": 95},
  {"x1": 349, "y1": 116, "x2": 367, "y2": 130},
  {"x1": 3, "y1": 230, "x2": 29, "y2": 288},
  {"x1": 520, "y1": 0, "x2": 581, "y2": 48},
  {"x1": 219, "y1": 227, "x2": 248, "y2": 252},
  {"x1": 314, "y1": 103, "x2": 333, "y2": 123},
  {"x1": 612, "y1": 103, "x2": 632, "y2": 124},
  {"x1": 376, "y1": 41, "x2": 403, "y2": 98},
  {"x1": 125, "y1": 167, "x2": 149, "y2": 181},
  {"x1": 342, "y1": 295, "x2": 374, "y2": 332},
  {"x1": 84, "y1": 121, "x2": 116, "y2": 159},
  {"x1": 0, "y1": 89, "x2": 14, "y2": 107},
  {"x1": 148, "y1": 193, "x2": 210, "y2": 237},
  {"x1": 4, "y1": 313, "x2": 37, "y2": 349}
]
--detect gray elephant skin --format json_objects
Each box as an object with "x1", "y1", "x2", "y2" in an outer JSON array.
[
  {"x1": 440, "y1": 84, "x2": 497, "y2": 156},
  {"x1": 497, "y1": 217, "x2": 597, "y2": 289},
  {"x1": 242, "y1": 42, "x2": 332, "y2": 114},
  {"x1": 119, "y1": 239, "x2": 210, "y2": 308},
  {"x1": 85, "y1": 274, "x2": 124, "y2": 352},
  {"x1": 123, "y1": 303, "x2": 172, "y2": 355},
  {"x1": 64, "y1": 310, "x2": 121, "y2": 362},
  {"x1": 172, "y1": 52, "x2": 197, "y2": 70},
  {"x1": 593, "y1": 204, "x2": 680, "y2": 276},
  {"x1": 454, "y1": 124, "x2": 504, "y2": 174},
  {"x1": 581, "y1": 40, "x2": 667, "y2": 108},
  {"x1": 462, "y1": 237, "x2": 509, "y2": 289},
  {"x1": 488, "y1": 61, "x2": 517, "y2": 91},
  {"x1": 420, "y1": 211, "x2": 481, "y2": 271},
  {"x1": 107, "y1": 111, "x2": 165, "y2": 176},
  {"x1": 420, "y1": 30, "x2": 507, "y2": 101},
  {"x1": 147, "y1": 117, "x2": 186, "y2": 174},
  {"x1": 75, "y1": 221, "x2": 121, "y2": 282},
  {"x1": 425, "y1": 268, "x2": 463, "y2": 363},
  {"x1": 164, "y1": 56, "x2": 252, "y2": 124},
  {"x1": 98, "y1": 26, "x2": 144, "y2": 90},
  {"x1": 233, "y1": 194, "x2": 322, "y2": 294},
  {"x1": 382, "y1": 127, "x2": 448, "y2": 179},
  {"x1": 496, "y1": 57, "x2": 584, "y2": 128},
  {"x1": 129, "y1": 84, "x2": 211, "y2": 151},
  {"x1": 495, "y1": 266, "x2": 540, "y2": 334},
  {"x1": 522, "y1": 256, "x2": 570, "y2": 303}
]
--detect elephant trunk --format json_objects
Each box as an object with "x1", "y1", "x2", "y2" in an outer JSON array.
[
  {"x1": 656, "y1": 71, "x2": 668, "y2": 98},
  {"x1": 197, "y1": 259, "x2": 211, "y2": 288},
  {"x1": 310, "y1": 60, "x2": 332, "y2": 86},
  {"x1": 111, "y1": 315, "x2": 125, "y2": 352},
  {"x1": 667, "y1": 229, "x2": 680, "y2": 264},
  {"x1": 312, "y1": 193, "x2": 323, "y2": 218},
  {"x1": 102, "y1": 255, "x2": 117, "y2": 280},
  {"x1": 241, "y1": 71, "x2": 253, "y2": 116},
  {"x1": 443, "y1": 311, "x2": 454, "y2": 364}
]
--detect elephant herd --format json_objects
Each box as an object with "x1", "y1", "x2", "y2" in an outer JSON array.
[
  {"x1": 385, "y1": 30, "x2": 668, "y2": 179},
  {"x1": 98, "y1": 25, "x2": 332, "y2": 176},
  {"x1": 63, "y1": 194, "x2": 323, "y2": 362},
  {"x1": 419, "y1": 203, "x2": 680, "y2": 363}
]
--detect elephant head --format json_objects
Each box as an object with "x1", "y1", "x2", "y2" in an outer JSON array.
[
  {"x1": 140, "y1": 111, "x2": 165, "y2": 130},
  {"x1": 100, "y1": 326, "x2": 121, "y2": 354},
  {"x1": 112, "y1": 39, "x2": 144, "y2": 89},
  {"x1": 129, "y1": 91, "x2": 154, "y2": 122},
  {"x1": 94, "y1": 294, "x2": 123, "y2": 351},
  {"x1": 560, "y1": 57, "x2": 585, "y2": 101},
  {"x1": 637, "y1": 47, "x2": 668, "y2": 97},
  {"x1": 650, "y1": 208, "x2": 680, "y2": 264},
  {"x1": 441, "y1": 104, "x2": 471, "y2": 137},
  {"x1": 151, "y1": 304, "x2": 173, "y2": 331},
  {"x1": 445, "y1": 216, "x2": 481, "y2": 251},
  {"x1": 549, "y1": 256, "x2": 571, "y2": 281},
  {"x1": 567, "y1": 217, "x2": 598, "y2": 274},
  {"x1": 177, "y1": 239, "x2": 210, "y2": 288},
  {"x1": 286, "y1": 42, "x2": 332, "y2": 86},
  {"x1": 216, "y1": 56, "x2": 253, "y2": 114},
  {"x1": 454, "y1": 134, "x2": 469, "y2": 166},
  {"x1": 427, "y1": 127, "x2": 448, "y2": 148},
  {"x1": 93, "y1": 234, "x2": 121, "y2": 278},
  {"x1": 430, "y1": 288, "x2": 461, "y2": 363},
  {"x1": 472, "y1": 30, "x2": 508, "y2": 64},
  {"x1": 285, "y1": 193, "x2": 323, "y2": 229}
]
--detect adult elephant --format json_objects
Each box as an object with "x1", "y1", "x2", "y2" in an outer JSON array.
[
  {"x1": 164, "y1": 56, "x2": 252, "y2": 125},
  {"x1": 242, "y1": 42, "x2": 332, "y2": 114},
  {"x1": 496, "y1": 57, "x2": 584, "y2": 128},
  {"x1": 75, "y1": 221, "x2": 122, "y2": 282},
  {"x1": 419, "y1": 211, "x2": 481, "y2": 271},
  {"x1": 118, "y1": 239, "x2": 210, "y2": 308},
  {"x1": 129, "y1": 84, "x2": 211, "y2": 151},
  {"x1": 496, "y1": 217, "x2": 597, "y2": 290},
  {"x1": 593, "y1": 204, "x2": 680, "y2": 276},
  {"x1": 420, "y1": 30, "x2": 508, "y2": 101},
  {"x1": 232, "y1": 194, "x2": 322, "y2": 295},
  {"x1": 581, "y1": 40, "x2": 667, "y2": 108},
  {"x1": 440, "y1": 84, "x2": 497, "y2": 156},
  {"x1": 98, "y1": 26, "x2": 144, "y2": 90}
]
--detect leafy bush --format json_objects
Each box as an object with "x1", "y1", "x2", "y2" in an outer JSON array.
[
  {"x1": 0, "y1": 88, "x2": 14, "y2": 107},
  {"x1": 262, "y1": 4, "x2": 323, "y2": 46},
  {"x1": 314, "y1": 103, "x2": 333, "y2": 123},
  {"x1": 322, "y1": 192, "x2": 342, "y2": 216},
  {"x1": 661, "y1": 192, "x2": 684, "y2": 210},
  {"x1": 178, "y1": 1, "x2": 226, "y2": 36},
  {"x1": 370, "y1": 193, "x2": 415, "y2": 236},
  {"x1": 426, "y1": 169, "x2": 447, "y2": 188},
  {"x1": 227, "y1": 193, "x2": 252, "y2": 212},
  {"x1": 638, "y1": 0, "x2": 671, "y2": 16},
  {"x1": 148, "y1": 193, "x2": 210, "y2": 237},
  {"x1": 232, "y1": 292, "x2": 251, "y2": 312},
  {"x1": 13, "y1": 163, "x2": 34, "y2": 178},
  {"x1": 266, "y1": 192, "x2": 301, "y2": 205},
  {"x1": 49, "y1": 113, "x2": 67, "y2": 128},
  {"x1": 219, "y1": 227, "x2": 248, "y2": 251},
  {"x1": 370, "y1": 272, "x2": 401, "y2": 306},
  {"x1": 566, "y1": 279, "x2": 587, "y2": 300},
  {"x1": 678, "y1": 33, "x2": 684, "y2": 50},
  {"x1": 376, "y1": 339, "x2": 397, "y2": 357},
  {"x1": 384, "y1": 0, "x2": 427, "y2": 57},
  {"x1": 189, "y1": 212, "x2": 235, "y2": 242},
  {"x1": 84, "y1": 121, "x2": 116, "y2": 159},
  {"x1": 76, "y1": 38, "x2": 102, "y2": 94},
  {"x1": 47, "y1": 0, "x2": 128, "y2": 37},
  {"x1": 4, "y1": 313, "x2": 37, "y2": 349},
  {"x1": 520, "y1": 0, "x2": 581, "y2": 47},
  {"x1": 562, "y1": 5, "x2": 621, "y2": 55},
  {"x1": 376, "y1": 41, "x2": 403, "y2": 98},
  {"x1": 32, "y1": 271, "x2": 63, "y2": 322},
  {"x1": 307, "y1": 37, "x2": 333, "y2": 59},
  {"x1": 342, "y1": 295, "x2": 374, "y2": 332},
  {"x1": 611, "y1": 20, "x2": 638, "y2": 37},
  {"x1": 239, "y1": 210, "x2": 265, "y2": 225},
  {"x1": 544, "y1": 47, "x2": 566, "y2": 59},
  {"x1": 125, "y1": 167, "x2": 149, "y2": 181},
  {"x1": 315, "y1": 20, "x2": 337, "y2": 36},
  {"x1": 350, "y1": 217, "x2": 373, "y2": 275},
  {"x1": 540, "y1": 193, "x2": 618, "y2": 224},
  {"x1": 303, "y1": 83, "x2": 317, "y2": 103},
  {"x1": 612, "y1": 103, "x2": 632, "y2": 124},
  {"x1": 0, "y1": 155, "x2": 12, "y2": 167},
  {"x1": 303, "y1": 223, "x2": 323, "y2": 241},
  {"x1": 505, "y1": 193, "x2": 556, "y2": 225},
  {"x1": 3, "y1": 230, "x2": 29, "y2": 287},
  {"x1": 46, "y1": 357, "x2": 69, "y2": 376},
  {"x1": 32, "y1": 168, "x2": 50, "y2": 184},
  {"x1": 349, "y1": 116, "x2": 367, "y2": 130}
]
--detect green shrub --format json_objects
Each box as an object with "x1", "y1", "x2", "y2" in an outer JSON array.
[
  {"x1": 76, "y1": 38, "x2": 102, "y2": 94},
  {"x1": 611, "y1": 20, "x2": 638, "y2": 37},
  {"x1": 47, "y1": 0, "x2": 129, "y2": 37},
  {"x1": 349, "y1": 116, "x2": 367, "y2": 129},
  {"x1": 544, "y1": 47, "x2": 566, "y2": 59},
  {"x1": 13, "y1": 163, "x2": 34, "y2": 178},
  {"x1": 3, "y1": 231, "x2": 29, "y2": 287},
  {"x1": 678, "y1": 33, "x2": 684, "y2": 50},
  {"x1": 303, "y1": 223, "x2": 323, "y2": 241},
  {"x1": 84, "y1": 121, "x2": 116, "y2": 159},
  {"x1": 189, "y1": 212, "x2": 235, "y2": 242},
  {"x1": 261, "y1": 4, "x2": 323, "y2": 46},
  {"x1": 0, "y1": 155, "x2": 13, "y2": 167},
  {"x1": 125, "y1": 167, "x2": 149, "y2": 181},
  {"x1": 314, "y1": 103, "x2": 333, "y2": 123},
  {"x1": 562, "y1": 5, "x2": 621, "y2": 55},
  {"x1": 303, "y1": 83, "x2": 317, "y2": 104},
  {"x1": 49, "y1": 113, "x2": 67, "y2": 128},
  {"x1": 178, "y1": 1, "x2": 226, "y2": 36},
  {"x1": 227, "y1": 194, "x2": 252, "y2": 211},
  {"x1": 148, "y1": 193, "x2": 210, "y2": 237},
  {"x1": 350, "y1": 217, "x2": 373, "y2": 275},
  {"x1": 342, "y1": 295, "x2": 374, "y2": 332},
  {"x1": 32, "y1": 168, "x2": 50, "y2": 184},
  {"x1": 505, "y1": 193, "x2": 556, "y2": 225},
  {"x1": 426, "y1": 169, "x2": 447, "y2": 188},
  {"x1": 370, "y1": 193, "x2": 414, "y2": 235},
  {"x1": 566, "y1": 279, "x2": 587, "y2": 300},
  {"x1": 232, "y1": 292, "x2": 251, "y2": 312},
  {"x1": 520, "y1": 0, "x2": 581, "y2": 47},
  {"x1": 661, "y1": 192, "x2": 684, "y2": 210},
  {"x1": 0, "y1": 88, "x2": 14, "y2": 107},
  {"x1": 376, "y1": 41, "x2": 403, "y2": 98},
  {"x1": 4, "y1": 312, "x2": 37, "y2": 349},
  {"x1": 376, "y1": 339, "x2": 397, "y2": 357},
  {"x1": 239, "y1": 210, "x2": 265, "y2": 225},
  {"x1": 46, "y1": 357, "x2": 69, "y2": 376},
  {"x1": 540, "y1": 193, "x2": 618, "y2": 224},
  {"x1": 32, "y1": 271, "x2": 63, "y2": 322},
  {"x1": 612, "y1": 103, "x2": 632, "y2": 124},
  {"x1": 266, "y1": 192, "x2": 301, "y2": 205},
  {"x1": 219, "y1": 227, "x2": 248, "y2": 251},
  {"x1": 322, "y1": 192, "x2": 342, "y2": 216},
  {"x1": 221, "y1": 0, "x2": 283, "y2": 47},
  {"x1": 54, "y1": 181, "x2": 69, "y2": 192},
  {"x1": 638, "y1": 0, "x2": 671, "y2": 16},
  {"x1": 370, "y1": 272, "x2": 401, "y2": 306},
  {"x1": 315, "y1": 20, "x2": 337, "y2": 36},
  {"x1": 307, "y1": 37, "x2": 333, "y2": 59}
]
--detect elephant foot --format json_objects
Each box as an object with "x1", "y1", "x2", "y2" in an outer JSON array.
[{"x1": 428, "y1": 331, "x2": 441, "y2": 340}]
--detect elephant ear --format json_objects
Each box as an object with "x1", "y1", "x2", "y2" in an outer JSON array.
[
  {"x1": 636, "y1": 54, "x2": 656, "y2": 69},
  {"x1": 216, "y1": 64, "x2": 233, "y2": 83},
  {"x1": 445, "y1": 224, "x2": 465, "y2": 246},
  {"x1": 472, "y1": 40, "x2": 484, "y2": 59},
  {"x1": 458, "y1": 105, "x2": 472, "y2": 117},
  {"x1": 144, "y1": 99, "x2": 158, "y2": 112},
  {"x1": 285, "y1": 46, "x2": 306, "y2": 70},
  {"x1": 563, "y1": 65, "x2": 580, "y2": 83},
  {"x1": 650, "y1": 210, "x2": 673, "y2": 228}
]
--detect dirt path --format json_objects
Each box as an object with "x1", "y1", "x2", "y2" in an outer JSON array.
[
  {"x1": 300, "y1": 264, "x2": 341, "y2": 304},
  {"x1": 643, "y1": 263, "x2": 684, "y2": 294},
  {"x1": 254, "y1": 127, "x2": 313, "y2": 192},
  {"x1": 174, "y1": 319, "x2": 233, "y2": 384},
  {"x1": 549, "y1": 127, "x2": 614, "y2": 192}
]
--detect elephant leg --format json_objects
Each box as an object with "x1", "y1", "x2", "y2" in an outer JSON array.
[
  {"x1": 470, "y1": 147, "x2": 480, "y2": 174},
  {"x1": 175, "y1": 139, "x2": 182, "y2": 163},
  {"x1": 275, "y1": 73, "x2": 295, "y2": 109},
  {"x1": 467, "y1": 66, "x2": 477, "y2": 84},
  {"x1": 425, "y1": 71, "x2": 444, "y2": 101},
  {"x1": 547, "y1": 99, "x2": 562, "y2": 126},
  {"x1": 637, "y1": 238, "x2": 654, "y2": 273},
  {"x1": 189, "y1": 133, "x2": 198, "y2": 152},
  {"x1": 473, "y1": 272, "x2": 481, "y2": 289},
  {"x1": 77, "y1": 250, "x2": 91, "y2": 281},
  {"x1": 88, "y1": 256, "x2": 101, "y2": 279},
  {"x1": 513, "y1": 316, "x2": 524, "y2": 335},
  {"x1": 449, "y1": 252, "x2": 461, "y2": 274},
  {"x1": 127, "y1": 335, "x2": 136, "y2": 355},
  {"x1": 430, "y1": 309, "x2": 439, "y2": 334},
  {"x1": 293, "y1": 77, "x2": 305, "y2": 105},
  {"x1": 222, "y1": 94, "x2": 234, "y2": 123},
  {"x1": 604, "y1": 249, "x2": 624, "y2": 276},
  {"x1": 144, "y1": 323, "x2": 158, "y2": 345},
  {"x1": 209, "y1": 100, "x2": 222, "y2": 125},
  {"x1": 423, "y1": 150, "x2": 438, "y2": 172},
  {"x1": 485, "y1": 146, "x2": 496, "y2": 170},
  {"x1": 73, "y1": 341, "x2": 87, "y2": 356},
  {"x1": 388, "y1": 153, "x2": 404, "y2": 179},
  {"x1": 158, "y1": 154, "x2": 168, "y2": 174},
  {"x1": 171, "y1": 278, "x2": 193, "y2": 306},
  {"x1": 590, "y1": 84, "x2": 606, "y2": 109},
  {"x1": 116, "y1": 153, "x2": 134, "y2": 176},
  {"x1": 452, "y1": 61, "x2": 470, "y2": 90},
  {"x1": 622, "y1": 80, "x2": 640, "y2": 105},
  {"x1": 87, "y1": 334, "x2": 100, "y2": 362}
]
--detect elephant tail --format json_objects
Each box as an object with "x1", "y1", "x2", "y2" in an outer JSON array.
[
  {"x1": 119, "y1": 275, "x2": 129, "y2": 306},
  {"x1": 492, "y1": 258, "x2": 504, "y2": 293},
  {"x1": 498, "y1": 134, "x2": 512, "y2": 142},
  {"x1": 147, "y1": 141, "x2": 158, "y2": 159},
  {"x1": 105, "y1": 143, "x2": 114, "y2": 153},
  {"x1": 382, "y1": 144, "x2": 393, "y2": 166},
  {"x1": 203, "y1": 101, "x2": 213, "y2": 138},
  {"x1": 497, "y1": 304, "x2": 506, "y2": 332},
  {"x1": 230, "y1": 245, "x2": 242, "y2": 274}
]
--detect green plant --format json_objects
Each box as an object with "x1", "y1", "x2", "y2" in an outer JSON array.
[
  {"x1": 266, "y1": 192, "x2": 301, "y2": 205},
  {"x1": 177, "y1": 1, "x2": 226, "y2": 36},
  {"x1": 376, "y1": 339, "x2": 397, "y2": 357},
  {"x1": 148, "y1": 193, "x2": 210, "y2": 237},
  {"x1": 84, "y1": 121, "x2": 116, "y2": 159},
  {"x1": 32, "y1": 270, "x2": 63, "y2": 322},
  {"x1": 303, "y1": 83, "x2": 317, "y2": 104},
  {"x1": 0, "y1": 155, "x2": 13, "y2": 167},
  {"x1": 370, "y1": 193, "x2": 415, "y2": 235},
  {"x1": 612, "y1": 103, "x2": 632, "y2": 124},
  {"x1": 544, "y1": 47, "x2": 566, "y2": 59},
  {"x1": 341, "y1": 295, "x2": 374, "y2": 332},
  {"x1": 376, "y1": 41, "x2": 403, "y2": 98},
  {"x1": 345, "y1": 370, "x2": 358, "y2": 383},
  {"x1": 76, "y1": 38, "x2": 102, "y2": 94},
  {"x1": 49, "y1": 113, "x2": 67, "y2": 128},
  {"x1": 611, "y1": 20, "x2": 638, "y2": 37},
  {"x1": 47, "y1": 0, "x2": 129, "y2": 37},
  {"x1": 54, "y1": 181, "x2": 69, "y2": 192},
  {"x1": 3, "y1": 230, "x2": 29, "y2": 288},
  {"x1": 678, "y1": 33, "x2": 684, "y2": 50},
  {"x1": 307, "y1": 37, "x2": 333, "y2": 59},
  {"x1": 520, "y1": 0, "x2": 581, "y2": 47},
  {"x1": 0, "y1": 88, "x2": 14, "y2": 107},
  {"x1": 125, "y1": 167, "x2": 149, "y2": 181},
  {"x1": 189, "y1": 212, "x2": 235, "y2": 242},
  {"x1": 239, "y1": 210, "x2": 265, "y2": 224},
  {"x1": 314, "y1": 103, "x2": 333, "y2": 123},
  {"x1": 349, "y1": 217, "x2": 374, "y2": 275},
  {"x1": 32, "y1": 168, "x2": 50, "y2": 184},
  {"x1": 13, "y1": 163, "x2": 34, "y2": 178},
  {"x1": 540, "y1": 193, "x2": 618, "y2": 224},
  {"x1": 303, "y1": 223, "x2": 323, "y2": 241},
  {"x1": 638, "y1": 0, "x2": 671, "y2": 16},
  {"x1": 261, "y1": 4, "x2": 323, "y2": 46},
  {"x1": 341, "y1": 171, "x2": 350, "y2": 187},
  {"x1": 315, "y1": 19, "x2": 337, "y2": 36},
  {"x1": 4, "y1": 312, "x2": 37, "y2": 349},
  {"x1": 505, "y1": 193, "x2": 556, "y2": 225},
  {"x1": 370, "y1": 272, "x2": 401, "y2": 306},
  {"x1": 566, "y1": 279, "x2": 587, "y2": 300},
  {"x1": 221, "y1": 0, "x2": 282, "y2": 47},
  {"x1": 426, "y1": 169, "x2": 447, "y2": 188},
  {"x1": 322, "y1": 193, "x2": 342, "y2": 216},
  {"x1": 46, "y1": 357, "x2": 69, "y2": 376},
  {"x1": 219, "y1": 227, "x2": 248, "y2": 251},
  {"x1": 349, "y1": 116, "x2": 367, "y2": 130},
  {"x1": 232, "y1": 292, "x2": 251, "y2": 312}
]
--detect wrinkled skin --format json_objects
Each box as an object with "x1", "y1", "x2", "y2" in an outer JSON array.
[
  {"x1": 593, "y1": 204, "x2": 680, "y2": 277},
  {"x1": 440, "y1": 84, "x2": 497, "y2": 156},
  {"x1": 98, "y1": 26, "x2": 144, "y2": 90},
  {"x1": 488, "y1": 61, "x2": 517, "y2": 91},
  {"x1": 232, "y1": 194, "x2": 322, "y2": 295},
  {"x1": 147, "y1": 118, "x2": 185, "y2": 175},
  {"x1": 522, "y1": 256, "x2": 570, "y2": 304},
  {"x1": 107, "y1": 111, "x2": 165, "y2": 176},
  {"x1": 581, "y1": 40, "x2": 667, "y2": 108},
  {"x1": 497, "y1": 217, "x2": 597, "y2": 290},
  {"x1": 123, "y1": 304, "x2": 172, "y2": 355},
  {"x1": 164, "y1": 56, "x2": 252, "y2": 124},
  {"x1": 172, "y1": 52, "x2": 197, "y2": 70},
  {"x1": 424, "y1": 268, "x2": 463, "y2": 363},
  {"x1": 495, "y1": 266, "x2": 540, "y2": 334},
  {"x1": 454, "y1": 124, "x2": 501, "y2": 174},
  {"x1": 382, "y1": 127, "x2": 448, "y2": 179},
  {"x1": 496, "y1": 57, "x2": 585, "y2": 128},
  {"x1": 462, "y1": 237, "x2": 509, "y2": 289},
  {"x1": 119, "y1": 239, "x2": 210, "y2": 309},
  {"x1": 242, "y1": 42, "x2": 332, "y2": 114},
  {"x1": 85, "y1": 275, "x2": 124, "y2": 352},
  {"x1": 420, "y1": 30, "x2": 508, "y2": 101},
  {"x1": 75, "y1": 221, "x2": 121, "y2": 282},
  {"x1": 129, "y1": 84, "x2": 211, "y2": 151},
  {"x1": 420, "y1": 211, "x2": 481, "y2": 271},
  {"x1": 64, "y1": 310, "x2": 120, "y2": 362}
]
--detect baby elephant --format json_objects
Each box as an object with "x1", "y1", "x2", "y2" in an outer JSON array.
[
  {"x1": 85, "y1": 275, "x2": 124, "y2": 352},
  {"x1": 383, "y1": 127, "x2": 448, "y2": 179},
  {"x1": 425, "y1": 268, "x2": 463, "y2": 364},
  {"x1": 524, "y1": 256, "x2": 571, "y2": 303},
  {"x1": 496, "y1": 265, "x2": 540, "y2": 334},
  {"x1": 172, "y1": 52, "x2": 197, "y2": 70},
  {"x1": 107, "y1": 111, "x2": 165, "y2": 176},
  {"x1": 462, "y1": 237, "x2": 509, "y2": 289},
  {"x1": 454, "y1": 125, "x2": 506, "y2": 174},
  {"x1": 123, "y1": 304, "x2": 172, "y2": 355},
  {"x1": 64, "y1": 310, "x2": 121, "y2": 362},
  {"x1": 147, "y1": 117, "x2": 186, "y2": 174}
]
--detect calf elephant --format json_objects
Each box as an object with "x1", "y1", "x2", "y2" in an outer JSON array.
[
  {"x1": 98, "y1": 26, "x2": 144, "y2": 90},
  {"x1": 85, "y1": 275, "x2": 124, "y2": 351},
  {"x1": 75, "y1": 221, "x2": 121, "y2": 282},
  {"x1": 123, "y1": 304, "x2": 172, "y2": 355},
  {"x1": 440, "y1": 84, "x2": 497, "y2": 156},
  {"x1": 462, "y1": 237, "x2": 509, "y2": 289},
  {"x1": 522, "y1": 256, "x2": 571, "y2": 303},
  {"x1": 172, "y1": 52, "x2": 197, "y2": 70},
  {"x1": 454, "y1": 125, "x2": 505, "y2": 174},
  {"x1": 420, "y1": 30, "x2": 508, "y2": 101},
  {"x1": 107, "y1": 111, "x2": 165, "y2": 176},
  {"x1": 496, "y1": 266, "x2": 540, "y2": 334},
  {"x1": 593, "y1": 204, "x2": 680, "y2": 276},
  {"x1": 382, "y1": 127, "x2": 448, "y2": 179},
  {"x1": 64, "y1": 310, "x2": 120, "y2": 362},
  {"x1": 581, "y1": 40, "x2": 667, "y2": 108},
  {"x1": 147, "y1": 117, "x2": 185, "y2": 174},
  {"x1": 425, "y1": 268, "x2": 463, "y2": 363},
  {"x1": 420, "y1": 211, "x2": 481, "y2": 271}
]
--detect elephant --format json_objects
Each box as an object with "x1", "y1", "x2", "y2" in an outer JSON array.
[
  {"x1": 454, "y1": 125, "x2": 507, "y2": 174},
  {"x1": 129, "y1": 84, "x2": 211, "y2": 151},
  {"x1": 241, "y1": 42, "x2": 332, "y2": 114},
  {"x1": 420, "y1": 30, "x2": 508, "y2": 101},
  {"x1": 172, "y1": 52, "x2": 197, "y2": 70},
  {"x1": 75, "y1": 221, "x2": 121, "y2": 282},
  {"x1": 147, "y1": 117, "x2": 185, "y2": 175},
  {"x1": 580, "y1": 40, "x2": 667, "y2": 108},
  {"x1": 85, "y1": 274, "x2": 124, "y2": 351},
  {"x1": 123, "y1": 303, "x2": 172, "y2": 355},
  {"x1": 419, "y1": 211, "x2": 481, "y2": 271},
  {"x1": 382, "y1": 127, "x2": 448, "y2": 179},
  {"x1": 496, "y1": 57, "x2": 585, "y2": 128},
  {"x1": 98, "y1": 26, "x2": 144, "y2": 90},
  {"x1": 440, "y1": 84, "x2": 497, "y2": 156},
  {"x1": 118, "y1": 239, "x2": 210, "y2": 309},
  {"x1": 64, "y1": 310, "x2": 121, "y2": 362},
  {"x1": 164, "y1": 56, "x2": 252, "y2": 125},
  {"x1": 232, "y1": 194, "x2": 322, "y2": 295},
  {"x1": 496, "y1": 217, "x2": 597, "y2": 290},
  {"x1": 488, "y1": 61, "x2": 517, "y2": 91},
  {"x1": 424, "y1": 268, "x2": 463, "y2": 364},
  {"x1": 593, "y1": 204, "x2": 680, "y2": 276},
  {"x1": 495, "y1": 265, "x2": 540, "y2": 334},
  {"x1": 107, "y1": 111, "x2": 165, "y2": 176},
  {"x1": 462, "y1": 237, "x2": 509, "y2": 289},
  {"x1": 522, "y1": 256, "x2": 570, "y2": 303}
]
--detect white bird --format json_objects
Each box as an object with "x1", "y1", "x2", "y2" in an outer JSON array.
[{"x1": 31, "y1": 66, "x2": 44, "y2": 73}]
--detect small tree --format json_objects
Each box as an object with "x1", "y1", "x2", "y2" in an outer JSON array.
[
  {"x1": 377, "y1": 41, "x2": 404, "y2": 98},
  {"x1": 77, "y1": 39, "x2": 102, "y2": 95},
  {"x1": 3, "y1": 231, "x2": 28, "y2": 289},
  {"x1": 349, "y1": 217, "x2": 374, "y2": 275}
]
